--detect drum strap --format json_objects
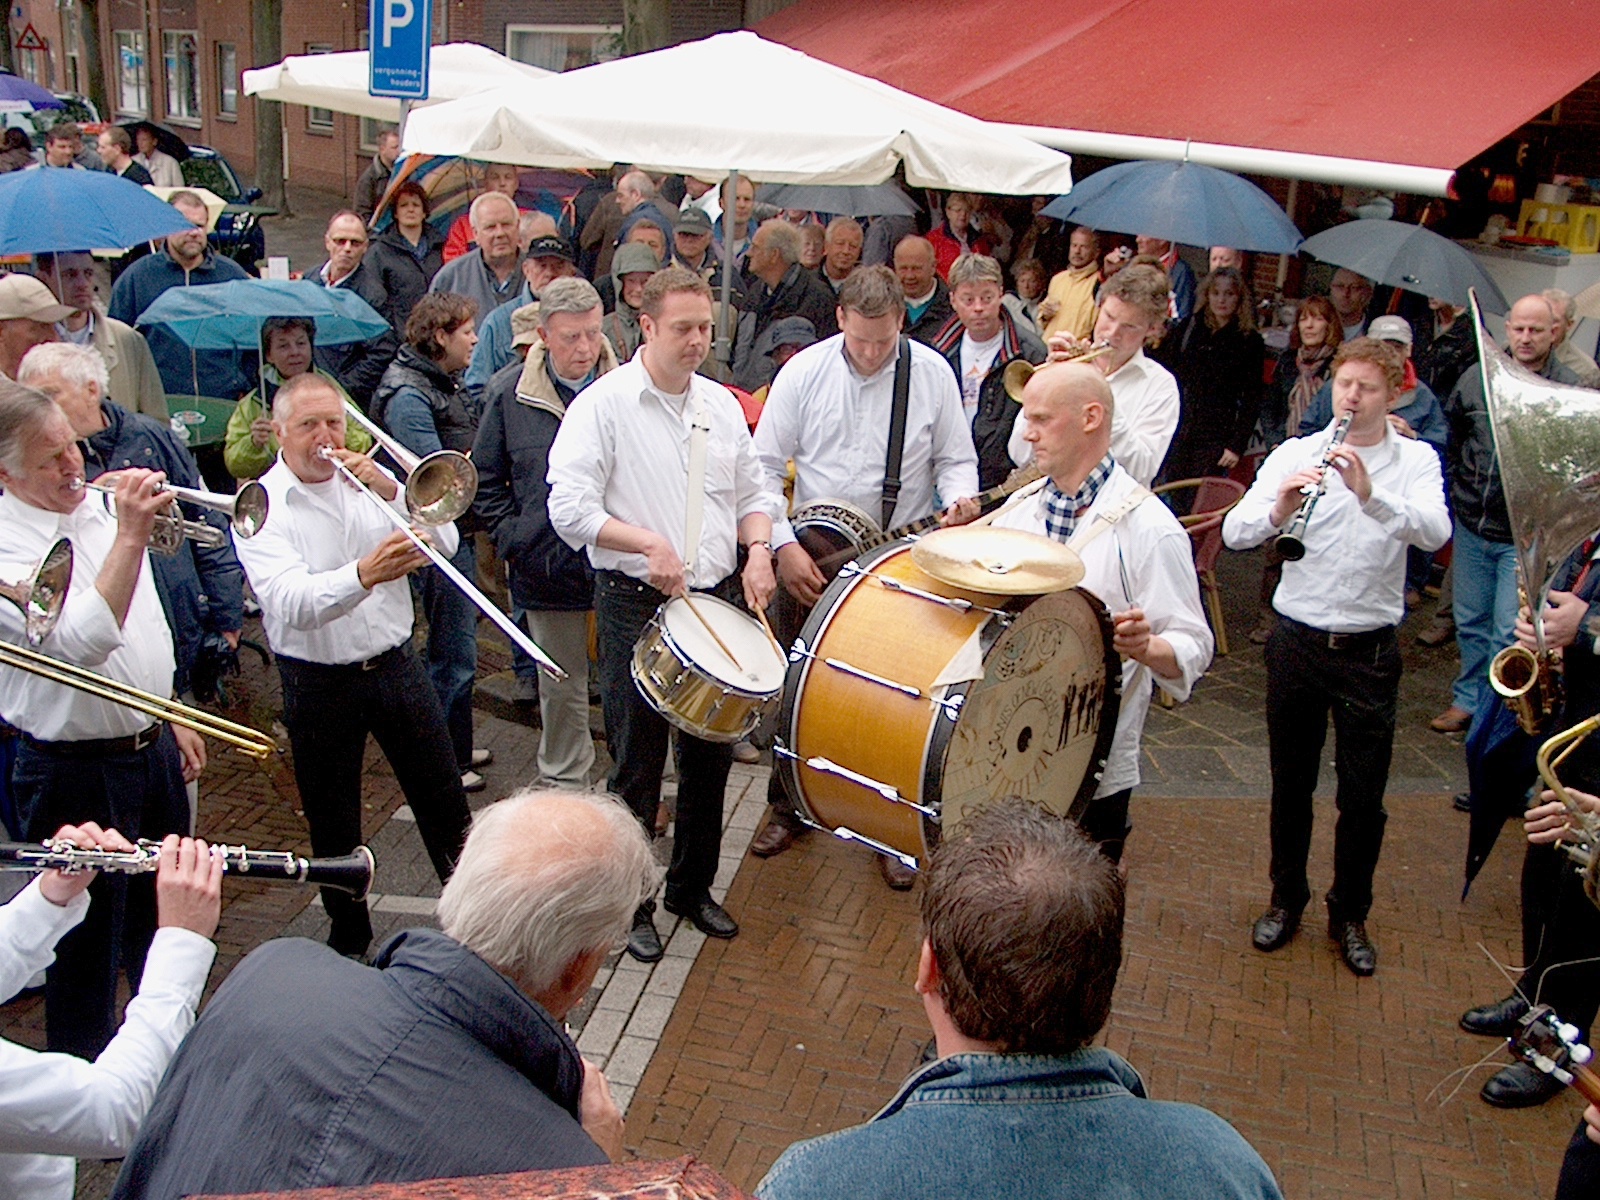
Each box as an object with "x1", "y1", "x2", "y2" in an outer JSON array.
[
  {"x1": 683, "y1": 389, "x2": 711, "y2": 587},
  {"x1": 880, "y1": 337, "x2": 912, "y2": 528},
  {"x1": 1066, "y1": 486, "x2": 1152, "y2": 552}
]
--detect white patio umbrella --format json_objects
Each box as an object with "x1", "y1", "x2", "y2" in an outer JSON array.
[
  {"x1": 242, "y1": 43, "x2": 551, "y2": 123},
  {"x1": 398, "y1": 32, "x2": 1074, "y2": 195}
]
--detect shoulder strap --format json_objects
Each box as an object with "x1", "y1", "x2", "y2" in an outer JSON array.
[
  {"x1": 1067, "y1": 485, "x2": 1152, "y2": 553},
  {"x1": 682, "y1": 389, "x2": 711, "y2": 588},
  {"x1": 881, "y1": 337, "x2": 912, "y2": 528}
]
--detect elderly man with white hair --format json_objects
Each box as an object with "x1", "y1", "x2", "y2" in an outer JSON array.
[
  {"x1": 109, "y1": 789, "x2": 660, "y2": 1199},
  {"x1": 431, "y1": 191, "x2": 526, "y2": 331}
]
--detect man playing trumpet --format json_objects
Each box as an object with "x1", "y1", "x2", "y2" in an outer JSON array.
[
  {"x1": 1223, "y1": 339, "x2": 1449, "y2": 976},
  {"x1": 229, "y1": 373, "x2": 471, "y2": 959},
  {"x1": 0, "y1": 381, "x2": 198, "y2": 1059},
  {"x1": 990, "y1": 363, "x2": 1212, "y2": 862}
]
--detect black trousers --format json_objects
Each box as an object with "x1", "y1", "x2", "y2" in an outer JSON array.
[
  {"x1": 12, "y1": 726, "x2": 188, "y2": 1057},
  {"x1": 277, "y1": 643, "x2": 471, "y2": 956},
  {"x1": 1264, "y1": 616, "x2": 1401, "y2": 923},
  {"x1": 595, "y1": 571, "x2": 734, "y2": 907},
  {"x1": 1517, "y1": 840, "x2": 1600, "y2": 1037},
  {"x1": 1556, "y1": 1117, "x2": 1600, "y2": 1200},
  {"x1": 764, "y1": 583, "x2": 807, "y2": 829}
]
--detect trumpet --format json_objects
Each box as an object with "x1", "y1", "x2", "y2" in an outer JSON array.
[
  {"x1": 80, "y1": 476, "x2": 269, "y2": 555},
  {"x1": 341, "y1": 400, "x2": 478, "y2": 525},
  {"x1": 1003, "y1": 341, "x2": 1113, "y2": 403},
  {"x1": 1535, "y1": 716, "x2": 1600, "y2": 909},
  {"x1": 318, "y1": 446, "x2": 565, "y2": 679},
  {"x1": 0, "y1": 838, "x2": 374, "y2": 898},
  {"x1": 1275, "y1": 411, "x2": 1353, "y2": 561},
  {"x1": 0, "y1": 540, "x2": 278, "y2": 760}
]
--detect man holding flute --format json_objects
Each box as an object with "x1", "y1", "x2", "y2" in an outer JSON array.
[
  {"x1": 230, "y1": 372, "x2": 471, "y2": 959},
  {"x1": 1223, "y1": 338, "x2": 1449, "y2": 976},
  {"x1": 548, "y1": 266, "x2": 783, "y2": 962},
  {"x1": 0, "y1": 380, "x2": 196, "y2": 1058}
]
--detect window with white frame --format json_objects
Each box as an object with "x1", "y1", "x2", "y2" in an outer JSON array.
[
  {"x1": 114, "y1": 30, "x2": 149, "y2": 117},
  {"x1": 163, "y1": 31, "x2": 201, "y2": 123},
  {"x1": 504, "y1": 25, "x2": 620, "y2": 72},
  {"x1": 306, "y1": 44, "x2": 335, "y2": 131},
  {"x1": 216, "y1": 42, "x2": 238, "y2": 117}
]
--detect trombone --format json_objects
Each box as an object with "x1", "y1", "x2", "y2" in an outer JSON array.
[
  {"x1": 318, "y1": 444, "x2": 566, "y2": 680},
  {"x1": 80, "y1": 476, "x2": 269, "y2": 556},
  {"x1": 0, "y1": 544, "x2": 279, "y2": 760},
  {"x1": 1535, "y1": 716, "x2": 1600, "y2": 909},
  {"x1": 340, "y1": 399, "x2": 479, "y2": 525}
]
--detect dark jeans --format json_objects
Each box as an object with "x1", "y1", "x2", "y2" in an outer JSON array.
[
  {"x1": 412, "y1": 538, "x2": 478, "y2": 769},
  {"x1": 12, "y1": 726, "x2": 188, "y2": 1057},
  {"x1": 595, "y1": 570, "x2": 734, "y2": 906},
  {"x1": 278, "y1": 643, "x2": 471, "y2": 956},
  {"x1": 1265, "y1": 616, "x2": 1401, "y2": 923},
  {"x1": 1518, "y1": 840, "x2": 1600, "y2": 1037}
]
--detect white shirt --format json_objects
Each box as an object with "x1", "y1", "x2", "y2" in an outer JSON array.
[
  {"x1": 1007, "y1": 349, "x2": 1180, "y2": 486},
  {"x1": 754, "y1": 335, "x2": 979, "y2": 549},
  {"x1": 0, "y1": 879, "x2": 214, "y2": 1200},
  {"x1": 547, "y1": 356, "x2": 782, "y2": 586},
  {"x1": 133, "y1": 149, "x2": 184, "y2": 189},
  {"x1": 1222, "y1": 420, "x2": 1450, "y2": 632},
  {"x1": 958, "y1": 330, "x2": 1004, "y2": 426},
  {"x1": 231, "y1": 455, "x2": 459, "y2": 665},
  {"x1": 992, "y1": 464, "x2": 1213, "y2": 796},
  {"x1": 0, "y1": 492, "x2": 175, "y2": 741}
]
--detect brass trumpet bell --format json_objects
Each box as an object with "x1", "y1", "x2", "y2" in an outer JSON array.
[
  {"x1": 0, "y1": 538, "x2": 72, "y2": 645},
  {"x1": 1002, "y1": 359, "x2": 1037, "y2": 404}
]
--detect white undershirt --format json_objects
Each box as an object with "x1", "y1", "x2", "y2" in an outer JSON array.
[{"x1": 958, "y1": 330, "x2": 1004, "y2": 426}]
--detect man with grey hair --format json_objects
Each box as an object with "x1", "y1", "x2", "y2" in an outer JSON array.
[
  {"x1": 734, "y1": 218, "x2": 840, "y2": 389},
  {"x1": 111, "y1": 789, "x2": 659, "y2": 1199},
  {"x1": 0, "y1": 379, "x2": 193, "y2": 1060},
  {"x1": 817, "y1": 216, "x2": 863, "y2": 291},
  {"x1": 33, "y1": 251, "x2": 167, "y2": 420},
  {"x1": 431, "y1": 191, "x2": 525, "y2": 331},
  {"x1": 473, "y1": 275, "x2": 619, "y2": 776},
  {"x1": 1544, "y1": 287, "x2": 1600, "y2": 388}
]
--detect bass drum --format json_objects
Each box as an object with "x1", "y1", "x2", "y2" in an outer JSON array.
[{"x1": 775, "y1": 540, "x2": 1120, "y2": 867}]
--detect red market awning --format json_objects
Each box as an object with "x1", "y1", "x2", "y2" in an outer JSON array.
[{"x1": 757, "y1": 0, "x2": 1600, "y2": 194}]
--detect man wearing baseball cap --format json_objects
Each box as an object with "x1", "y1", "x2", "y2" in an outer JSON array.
[
  {"x1": 671, "y1": 207, "x2": 721, "y2": 284},
  {"x1": 0, "y1": 275, "x2": 72, "y2": 380},
  {"x1": 465, "y1": 235, "x2": 579, "y2": 390}
]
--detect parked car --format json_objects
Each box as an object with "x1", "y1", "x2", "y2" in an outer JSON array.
[{"x1": 181, "y1": 145, "x2": 271, "y2": 272}]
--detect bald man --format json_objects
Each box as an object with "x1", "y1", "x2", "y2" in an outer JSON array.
[
  {"x1": 990, "y1": 363, "x2": 1213, "y2": 863},
  {"x1": 895, "y1": 236, "x2": 953, "y2": 344}
]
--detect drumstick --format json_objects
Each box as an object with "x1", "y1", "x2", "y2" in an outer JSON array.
[
  {"x1": 683, "y1": 594, "x2": 745, "y2": 671},
  {"x1": 754, "y1": 604, "x2": 784, "y2": 656}
]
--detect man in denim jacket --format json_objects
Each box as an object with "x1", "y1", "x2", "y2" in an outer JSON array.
[{"x1": 757, "y1": 800, "x2": 1283, "y2": 1200}]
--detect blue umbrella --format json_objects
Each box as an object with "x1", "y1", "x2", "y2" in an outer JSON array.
[
  {"x1": 0, "y1": 168, "x2": 197, "y2": 254},
  {"x1": 136, "y1": 280, "x2": 391, "y2": 349},
  {"x1": 1041, "y1": 159, "x2": 1303, "y2": 255},
  {"x1": 0, "y1": 70, "x2": 64, "y2": 112}
]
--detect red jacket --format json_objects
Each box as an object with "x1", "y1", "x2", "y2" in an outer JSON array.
[{"x1": 926, "y1": 223, "x2": 994, "y2": 280}]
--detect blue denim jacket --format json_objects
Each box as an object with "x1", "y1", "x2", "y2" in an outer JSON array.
[{"x1": 756, "y1": 1047, "x2": 1283, "y2": 1200}]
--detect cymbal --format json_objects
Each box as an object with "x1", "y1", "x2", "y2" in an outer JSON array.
[{"x1": 910, "y1": 526, "x2": 1084, "y2": 594}]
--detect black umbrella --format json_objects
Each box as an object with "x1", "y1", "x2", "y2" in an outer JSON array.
[
  {"x1": 757, "y1": 182, "x2": 918, "y2": 218},
  {"x1": 1300, "y1": 219, "x2": 1508, "y2": 314},
  {"x1": 119, "y1": 119, "x2": 191, "y2": 163}
]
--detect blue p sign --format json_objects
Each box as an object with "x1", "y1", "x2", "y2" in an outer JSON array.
[{"x1": 369, "y1": 0, "x2": 431, "y2": 99}]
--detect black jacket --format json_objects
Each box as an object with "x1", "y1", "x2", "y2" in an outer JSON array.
[
  {"x1": 1445, "y1": 353, "x2": 1581, "y2": 542},
  {"x1": 1150, "y1": 313, "x2": 1264, "y2": 480},
  {"x1": 905, "y1": 279, "x2": 954, "y2": 345},
  {"x1": 471, "y1": 341, "x2": 617, "y2": 611},
  {"x1": 1413, "y1": 315, "x2": 1478, "y2": 400},
  {"x1": 732, "y1": 263, "x2": 841, "y2": 389},
  {"x1": 368, "y1": 225, "x2": 445, "y2": 335},
  {"x1": 309, "y1": 258, "x2": 398, "y2": 410},
  {"x1": 80, "y1": 400, "x2": 244, "y2": 694},
  {"x1": 110, "y1": 930, "x2": 606, "y2": 1199},
  {"x1": 929, "y1": 309, "x2": 1047, "y2": 490}
]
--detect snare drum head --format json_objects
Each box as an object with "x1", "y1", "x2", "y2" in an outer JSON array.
[
  {"x1": 934, "y1": 585, "x2": 1120, "y2": 834},
  {"x1": 659, "y1": 595, "x2": 786, "y2": 693}
]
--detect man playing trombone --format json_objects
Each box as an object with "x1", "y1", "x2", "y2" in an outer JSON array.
[
  {"x1": 0, "y1": 380, "x2": 196, "y2": 1058},
  {"x1": 229, "y1": 372, "x2": 471, "y2": 959}
]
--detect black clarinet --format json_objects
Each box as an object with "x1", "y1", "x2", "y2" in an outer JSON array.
[
  {"x1": 0, "y1": 840, "x2": 374, "y2": 898},
  {"x1": 1275, "y1": 411, "x2": 1354, "y2": 562}
]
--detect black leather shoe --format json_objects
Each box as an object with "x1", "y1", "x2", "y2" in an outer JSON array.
[
  {"x1": 1460, "y1": 994, "x2": 1530, "y2": 1037},
  {"x1": 664, "y1": 894, "x2": 739, "y2": 939},
  {"x1": 626, "y1": 912, "x2": 663, "y2": 963},
  {"x1": 1330, "y1": 919, "x2": 1377, "y2": 976},
  {"x1": 1251, "y1": 906, "x2": 1301, "y2": 951},
  {"x1": 1481, "y1": 1061, "x2": 1565, "y2": 1108}
]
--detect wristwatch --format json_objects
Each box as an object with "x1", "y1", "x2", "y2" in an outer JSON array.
[{"x1": 747, "y1": 540, "x2": 774, "y2": 556}]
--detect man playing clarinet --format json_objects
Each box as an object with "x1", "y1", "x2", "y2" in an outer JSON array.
[{"x1": 1223, "y1": 338, "x2": 1449, "y2": 976}]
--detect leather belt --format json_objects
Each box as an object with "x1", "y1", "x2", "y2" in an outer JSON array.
[
  {"x1": 1281, "y1": 616, "x2": 1395, "y2": 652},
  {"x1": 24, "y1": 722, "x2": 163, "y2": 757}
]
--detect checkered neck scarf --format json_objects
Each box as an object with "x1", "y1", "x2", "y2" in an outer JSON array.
[{"x1": 1041, "y1": 455, "x2": 1115, "y2": 543}]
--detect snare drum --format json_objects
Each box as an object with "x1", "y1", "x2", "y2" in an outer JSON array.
[
  {"x1": 632, "y1": 594, "x2": 787, "y2": 743},
  {"x1": 776, "y1": 541, "x2": 1120, "y2": 867}
]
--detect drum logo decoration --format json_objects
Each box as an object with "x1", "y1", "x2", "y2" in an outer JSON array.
[{"x1": 776, "y1": 536, "x2": 1120, "y2": 869}]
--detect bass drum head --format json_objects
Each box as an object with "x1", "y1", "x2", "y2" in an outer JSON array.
[{"x1": 930, "y1": 585, "x2": 1120, "y2": 844}]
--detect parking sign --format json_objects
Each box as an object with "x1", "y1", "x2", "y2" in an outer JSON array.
[{"x1": 369, "y1": 0, "x2": 432, "y2": 100}]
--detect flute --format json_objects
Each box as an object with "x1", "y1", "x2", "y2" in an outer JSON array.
[{"x1": 1275, "y1": 411, "x2": 1354, "y2": 562}]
